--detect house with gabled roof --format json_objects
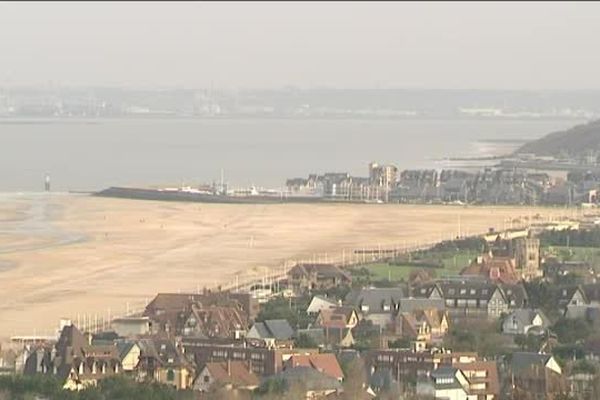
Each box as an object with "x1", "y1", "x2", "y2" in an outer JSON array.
[
  {"x1": 510, "y1": 352, "x2": 566, "y2": 399},
  {"x1": 315, "y1": 306, "x2": 359, "y2": 330},
  {"x1": 413, "y1": 279, "x2": 527, "y2": 319},
  {"x1": 454, "y1": 361, "x2": 500, "y2": 400},
  {"x1": 394, "y1": 308, "x2": 449, "y2": 342},
  {"x1": 25, "y1": 322, "x2": 123, "y2": 391},
  {"x1": 502, "y1": 309, "x2": 549, "y2": 336},
  {"x1": 284, "y1": 353, "x2": 344, "y2": 381},
  {"x1": 143, "y1": 291, "x2": 258, "y2": 336},
  {"x1": 461, "y1": 253, "x2": 520, "y2": 284},
  {"x1": 288, "y1": 263, "x2": 352, "y2": 294},
  {"x1": 260, "y1": 366, "x2": 342, "y2": 398},
  {"x1": 246, "y1": 319, "x2": 295, "y2": 348},
  {"x1": 193, "y1": 360, "x2": 259, "y2": 393},
  {"x1": 345, "y1": 287, "x2": 406, "y2": 327},
  {"x1": 180, "y1": 302, "x2": 248, "y2": 339},
  {"x1": 115, "y1": 340, "x2": 141, "y2": 372},
  {"x1": 416, "y1": 366, "x2": 474, "y2": 400},
  {"x1": 135, "y1": 338, "x2": 194, "y2": 390},
  {"x1": 307, "y1": 295, "x2": 338, "y2": 315}
]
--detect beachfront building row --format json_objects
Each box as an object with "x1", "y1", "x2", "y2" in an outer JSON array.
[{"x1": 286, "y1": 163, "x2": 600, "y2": 206}]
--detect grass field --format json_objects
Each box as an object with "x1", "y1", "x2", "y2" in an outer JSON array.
[
  {"x1": 546, "y1": 245, "x2": 600, "y2": 265},
  {"x1": 362, "y1": 250, "x2": 480, "y2": 282}
]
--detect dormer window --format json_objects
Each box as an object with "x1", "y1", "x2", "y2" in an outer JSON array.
[
  {"x1": 470, "y1": 289, "x2": 476, "y2": 295},
  {"x1": 383, "y1": 304, "x2": 390, "y2": 311},
  {"x1": 361, "y1": 305, "x2": 370, "y2": 312},
  {"x1": 460, "y1": 289, "x2": 467, "y2": 295}
]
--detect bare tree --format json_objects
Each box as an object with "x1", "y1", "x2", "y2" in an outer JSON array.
[{"x1": 341, "y1": 357, "x2": 368, "y2": 400}]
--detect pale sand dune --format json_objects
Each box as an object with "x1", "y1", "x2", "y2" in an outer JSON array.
[{"x1": 0, "y1": 194, "x2": 572, "y2": 338}]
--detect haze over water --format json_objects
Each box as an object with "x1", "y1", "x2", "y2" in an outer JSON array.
[{"x1": 0, "y1": 118, "x2": 582, "y2": 192}]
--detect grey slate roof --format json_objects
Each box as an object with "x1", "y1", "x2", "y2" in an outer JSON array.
[
  {"x1": 345, "y1": 287, "x2": 406, "y2": 314},
  {"x1": 249, "y1": 319, "x2": 294, "y2": 340},
  {"x1": 397, "y1": 298, "x2": 445, "y2": 313},
  {"x1": 507, "y1": 309, "x2": 549, "y2": 328},
  {"x1": 430, "y1": 366, "x2": 464, "y2": 390},
  {"x1": 115, "y1": 341, "x2": 137, "y2": 360},
  {"x1": 511, "y1": 352, "x2": 552, "y2": 375},
  {"x1": 263, "y1": 366, "x2": 342, "y2": 391}
]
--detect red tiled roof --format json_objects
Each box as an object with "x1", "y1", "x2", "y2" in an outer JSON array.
[
  {"x1": 204, "y1": 361, "x2": 259, "y2": 388},
  {"x1": 285, "y1": 353, "x2": 344, "y2": 381}
]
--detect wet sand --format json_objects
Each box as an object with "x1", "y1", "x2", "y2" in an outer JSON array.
[{"x1": 0, "y1": 193, "x2": 572, "y2": 338}]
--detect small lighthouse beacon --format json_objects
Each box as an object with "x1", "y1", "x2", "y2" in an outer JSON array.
[{"x1": 45, "y1": 174, "x2": 51, "y2": 192}]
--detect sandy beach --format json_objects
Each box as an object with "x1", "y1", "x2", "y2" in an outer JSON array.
[{"x1": 0, "y1": 193, "x2": 573, "y2": 338}]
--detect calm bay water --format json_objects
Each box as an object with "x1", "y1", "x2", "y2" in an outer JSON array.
[{"x1": 0, "y1": 118, "x2": 583, "y2": 192}]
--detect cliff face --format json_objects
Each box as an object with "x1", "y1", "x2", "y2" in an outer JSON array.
[{"x1": 516, "y1": 120, "x2": 600, "y2": 157}]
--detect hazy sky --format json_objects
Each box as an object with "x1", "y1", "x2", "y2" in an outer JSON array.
[{"x1": 1, "y1": 1, "x2": 600, "y2": 90}]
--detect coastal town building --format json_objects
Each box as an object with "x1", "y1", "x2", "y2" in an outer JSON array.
[
  {"x1": 306, "y1": 295, "x2": 338, "y2": 315},
  {"x1": 288, "y1": 263, "x2": 352, "y2": 294},
  {"x1": 24, "y1": 322, "x2": 123, "y2": 391},
  {"x1": 181, "y1": 337, "x2": 319, "y2": 376},
  {"x1": 136, "y1": 338, "x2": 194, "y2": 390},
  {"x1": 193, "y1": 360, "x2": 259, "y2": 393},
  {"x1": 502, "y1": 309, "x2": 550, "y2": 336},
  {"x1": 261, "y1": 366, "x2": 343, "y2": 398},
  {"x1": 283, "y1": 353, "x2": 344, "y2": 381},
  {"x1": 143, "y1": 291, "x2": 258, "y2": 336},
  {"x1": 416, "y1": 366, "x2": 473, "y2": 400},
  {"x1": 245, "y1": 319, "x2": 295, "y2": 349},
  {"x1": 413, "y1": 279, "x2": 528, "y2": 320},
  {"x1": 510, "y1": 352, "x2": 565, "y2": 399},
  {"x1": 393, "y1": 308, "x2": 449, "y2": 343},
  {"x1": 180, "y1": 302, "x2": 248, "y2": 339},
  {"x1": 345, "y1": 287, "x2": 406, "y2": 327},
  {"x1": 315, "y1": 306, "x2": 359, "y2": 330}
]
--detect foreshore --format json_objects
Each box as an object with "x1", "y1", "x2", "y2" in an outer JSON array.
[{"x1": 0, "y1": 193, "x2": 577, "y2": 339}]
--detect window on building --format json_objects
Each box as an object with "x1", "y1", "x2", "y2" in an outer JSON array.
[
  {"x1": 167, "y1": 369, "x2": 175, "y2": 382},
  {"x1": 204, "y1": 375, "x2": 210, "y2": 383}
]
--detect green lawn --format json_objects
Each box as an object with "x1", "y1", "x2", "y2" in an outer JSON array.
[
  {"x1": 546, "y1": 245, "x2": 600, "y2": 265},
  {"x1": 361, "y1": 250, "x2": 479, "y2": 282}
]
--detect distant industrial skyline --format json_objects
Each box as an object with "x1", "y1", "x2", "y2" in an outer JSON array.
[{"x1": 1, "y1": 2, "x2": 600, "y2": 90}]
